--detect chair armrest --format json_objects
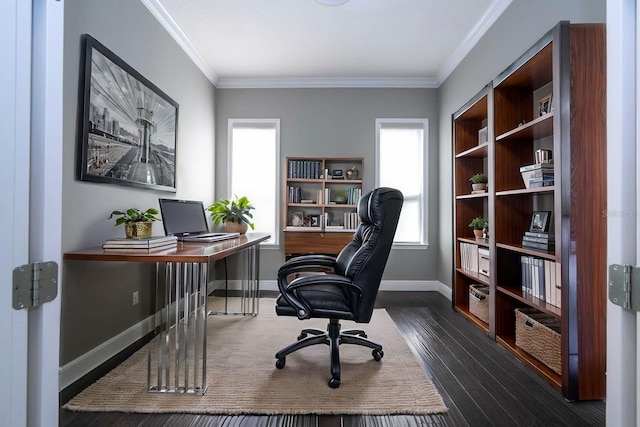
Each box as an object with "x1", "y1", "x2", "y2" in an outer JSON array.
[
  {"x1": 279, "y1": 273, "x2": 362, "y2": 320},
  {"x1": 277, "y1": 254, "x2": 336, "y2": 277}
]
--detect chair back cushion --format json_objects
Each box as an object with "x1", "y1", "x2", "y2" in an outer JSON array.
[{"x1": 335, "y1": 187, "x2": 403, "y2": 322}]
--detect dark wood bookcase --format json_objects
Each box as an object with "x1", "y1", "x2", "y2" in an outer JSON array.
[{"x1": 452, "y1": 21, "x2": 605, "y2": 401}]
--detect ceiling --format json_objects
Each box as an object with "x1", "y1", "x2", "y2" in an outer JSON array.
[{"x1": 142, "y1": 0, "x2": 512, "y2": 88}]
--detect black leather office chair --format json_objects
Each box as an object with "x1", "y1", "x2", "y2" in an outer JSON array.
[{"x1": 274, "y1": 187, "x2": 403, "y2": 388}]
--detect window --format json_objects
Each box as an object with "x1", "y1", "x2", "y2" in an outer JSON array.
[
  {"x1": 228, "y1": 119, "x2": 280, "y2": 245},
  {"x1": 375, "y1": 119, "x2": 428, "y2": 245}
]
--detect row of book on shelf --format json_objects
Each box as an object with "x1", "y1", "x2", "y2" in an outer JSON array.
[
  {"x1": 459, "y1": 242, "x2": 490, "y2": 278},
  {"x1": 102, "y1": 235, "x2": 178, "y2": 253},
  {"x1": 288, "y1": 160, "x2": 321, "y2": 179},
  {"x1": 521, "y1": 255, "x2": 561, "y2": 308},
  {"x1": 287, "y1": 186, "x2": 361, "y2": 205}
]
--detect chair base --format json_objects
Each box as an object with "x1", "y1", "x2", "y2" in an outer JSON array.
[{"x1": 274, "y1": 318, "x2": 384, "y2": 388}]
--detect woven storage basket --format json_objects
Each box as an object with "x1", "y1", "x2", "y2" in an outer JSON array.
[
  {"x1": 515, "y1": 308, "x2": 561, "y2": 374},
  {"x1": 469, "y1": 284, "x2": 489, "y2": 324}
]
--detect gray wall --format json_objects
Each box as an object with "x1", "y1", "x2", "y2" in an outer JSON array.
[
  {"x1": 436, "y1": 0, "x2": 606, "y2": 287},
  {"x1": 61, "y1": 0, "x2": 216, "y2": 364},
  {"x1": 215, "y1": 88, "x2": 440, "y2": 282}
]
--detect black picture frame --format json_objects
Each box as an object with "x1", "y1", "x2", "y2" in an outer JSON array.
[
  {"x1": 529, "y1": 210, "x2": 551, "y2": 232},
  {"x1": 309, "y1": 214, "x2": 320, "y2": 227},
  {"x1": 76, "y1": 34, "x2": 178, "y2": 192}
]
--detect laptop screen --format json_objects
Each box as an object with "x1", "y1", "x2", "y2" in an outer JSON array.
[{"x1": 159, "y1": 199, "x2": 209, "y2": 237}]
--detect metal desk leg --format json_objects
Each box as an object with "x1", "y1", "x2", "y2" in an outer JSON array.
[{"x1": 148, "y1": 261, "x2": 208, "y2": 394}]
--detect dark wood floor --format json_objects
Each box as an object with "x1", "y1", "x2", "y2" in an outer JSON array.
[{"x1": 59, "y1": 291, "x2": 605, "y2": 426}]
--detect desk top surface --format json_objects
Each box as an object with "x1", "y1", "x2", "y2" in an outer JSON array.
[{"x1": 64, "y1": 233, "x2": 270, "y2": 263}]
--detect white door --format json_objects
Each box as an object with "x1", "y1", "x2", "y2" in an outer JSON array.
[
  {"x1": 607, "y1": 1, "x2": 639, "y2": 426},
  {"x1": 0, "y1": 0, "x2": 64, "y2": 426}
]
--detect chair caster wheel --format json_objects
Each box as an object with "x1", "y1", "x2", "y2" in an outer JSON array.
[
  {"x1": 276, "y1": 358, "x2": 286, "y2": 369},
  {"x1": 297, "y1": 333, "x2": 307, "y2": 340},
  {"x1": 372, "y1": 349, "x2": 384, "y2": 361},
  {"x1": 328, "y1": 377, "x2": 340, "y2": 388}
]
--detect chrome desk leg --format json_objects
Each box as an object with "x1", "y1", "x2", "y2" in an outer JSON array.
[
  {"x1": 210, "y1": 245, "x2": 261, "y2": 316},
  {"x1": 148, "y1": 261, "x2": 208, "y2": 394}
]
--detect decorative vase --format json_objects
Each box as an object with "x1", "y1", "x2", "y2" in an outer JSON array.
[
  {"x1": 225, "y1": 221, "x2": 248, "y2": 234},
  {"x1": 125, "y1": 222, "x2": 153, "y2": 239}
]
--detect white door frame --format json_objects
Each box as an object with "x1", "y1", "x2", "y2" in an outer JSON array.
[
  {"x1": 29, "y1": 0, "x2": 65, "y2": 425},
  {"x1": 0, "y1": 0, "x2": 64, "y2": 426},
  {"x1": 0, "y1": 0, "x2": 33, "y2": 423},
  {"x1": 607, "y1": 1, "x2": 639, "y2": 426}
]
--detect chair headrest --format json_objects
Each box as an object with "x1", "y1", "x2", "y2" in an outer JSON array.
[{"x1": 358, "y1": 187, "x2": 404, "y2": 227}]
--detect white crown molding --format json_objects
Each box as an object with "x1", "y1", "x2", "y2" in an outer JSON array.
[
  {"x1": 141, "y1": 0, "x2": 219, "y2": 85},
  {"x1": 142, "y1": 0, "x2": 510, "y2": 89},
  {"x1": 435, "y1": 0, "x2": 513, "y2": 86},
  {"x1": 216, "y1": 76, "x2": 438, "y2": 89}
]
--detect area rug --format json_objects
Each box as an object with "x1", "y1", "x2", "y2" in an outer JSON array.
[{"x1": 63, "y1": 298, "x2": 447, "y2": 415}]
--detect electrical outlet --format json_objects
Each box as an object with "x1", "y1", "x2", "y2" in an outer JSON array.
[{"x1": 132, "y1": 291, "x2": 139, "y2": 306}]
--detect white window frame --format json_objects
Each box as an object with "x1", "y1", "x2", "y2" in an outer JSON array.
[
  {"x1": 227, "y1": 119, "x2": 280, "y2": 246},
  {"x1": 375, "y1": 118, "x2": 429, "y2": 248}
]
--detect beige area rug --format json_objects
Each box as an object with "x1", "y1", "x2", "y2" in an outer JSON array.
[{"x1": 64, "y1": 298, "x2": 447, "y2": 415}]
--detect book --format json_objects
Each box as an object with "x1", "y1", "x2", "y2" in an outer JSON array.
[
  {"x1": 524, "y1": 231, "x2": 555, "y2": 239},
  {"x1": 522, "y1": 235, "x2": 555, "y2": 244},
  {"x1": 522, "y1": 240, "x2": 555, "y2": 251},
  {"x1": 102, "y1": 235, "x2": 177, "y2": 249},
  {"x1": 103, "y1": 242, "x2": 177, "y2": 253},
  {"x1": 519, "y1": 163, "x2": 554, "y2": 173}
]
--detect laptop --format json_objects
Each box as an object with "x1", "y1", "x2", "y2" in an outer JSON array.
[{"x1": 158, "y1": 198, "x2": 239, "y2": 243}]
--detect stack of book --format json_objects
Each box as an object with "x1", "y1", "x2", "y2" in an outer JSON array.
[
  {"x1": 520, "y1": 163, "x2": 554, "y2": 188},
  {"x1": 102, "y1": 235, "x2": 178, "y2": 253},
  {"x1": 522, "y1": 231, "x2": 555, "y2": 251}
]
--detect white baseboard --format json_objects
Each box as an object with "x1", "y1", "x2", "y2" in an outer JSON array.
[
  {"x1": 58, "y1": 314, "x2": 156, "y2": 391},
  {"x1": 60, "y1": 280, "x2": 451, "y2": 390}
]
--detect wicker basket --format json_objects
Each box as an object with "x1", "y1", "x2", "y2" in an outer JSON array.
[
  {"x1": 469, "y1": 284, "x2": 489, "y2": 324},
  {"x1": 515, "y1": 308, "x2": 561, "y2": 374}
]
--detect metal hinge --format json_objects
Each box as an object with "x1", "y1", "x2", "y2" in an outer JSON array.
[
  {"x1": 609, "y1": 264, "x2": 640, "y2": 311},
  {"x1": 12, "y1": 261, "x2": 58, "y2": 310}
]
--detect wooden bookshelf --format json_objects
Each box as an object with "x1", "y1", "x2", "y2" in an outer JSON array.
[{"x1": 452, "y1": 21, "x2": 605, "y2": 401}]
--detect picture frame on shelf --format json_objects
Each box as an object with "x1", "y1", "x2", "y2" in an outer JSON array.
[
  {"x1": 332, "y1": 169, "x2": 344, "y2": 179},
  {"x1": 529, "y1": 211, "x2": 551, "y2": 232},
  {"x1": 76, "y1": 34, "x2": 178, "y2": 192},
  {"x1": 291, "y1": 211, "x2": 305, "y2": 227},
  {"x1": 538, "y1": 93, "x2": 553, "y2": 116},
  {"x1": 309, "y1": 214, "x2": 321, "y2": 227}
]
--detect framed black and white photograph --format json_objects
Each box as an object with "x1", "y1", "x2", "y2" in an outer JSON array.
[
  {"x1": 291, "y1": 212, "x2": 305, "y2": 227},
  {"x1": 529, "y1": 211, "x2": 551, "y2": 232},
  {"x1": 76, "y1": 34, "x2": 179, "y2": 192},
  {"x1": 538, "y1": 93, "x2": 553, "y2": 116},
  {"x1": 309, "y1": 214, "x2": 320, "y2": 227}
]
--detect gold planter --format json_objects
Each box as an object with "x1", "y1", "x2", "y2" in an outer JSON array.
[{"x1": 125, "y1": 222, "x2": 153, "y2": 239}]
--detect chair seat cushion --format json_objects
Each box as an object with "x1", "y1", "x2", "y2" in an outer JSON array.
[{"x1": 276, "y1": 284, "x2": 355, "y2": 320}]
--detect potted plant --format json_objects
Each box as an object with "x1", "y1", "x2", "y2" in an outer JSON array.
[
  {"x1": 206, "y1": 195, "x2": 255, "y2": 234},
  {"x1": 109, "y1": 208, "x2": 160, "y2": 239},
  {"x1": 334, "y1": 189, "x2": 349, "y2": 204},
  {"x1": 468, "y1": 216, "x2": 488, "y2": 239},
  {"x1": 469, "y1": 173, "x2": 488, "y2": 192}
]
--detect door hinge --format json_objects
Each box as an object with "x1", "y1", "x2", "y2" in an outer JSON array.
[
  {"x1": 609, "y1": 264, "x2": 640, "y2": 311},
  {"x1": 12, "y1": 261, "x2": 58, "y2": 310}
]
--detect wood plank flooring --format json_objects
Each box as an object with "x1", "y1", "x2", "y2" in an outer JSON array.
[{"x1": 59, "y1": 291, "x2": 605, "y2": 426}]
